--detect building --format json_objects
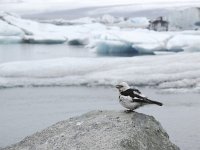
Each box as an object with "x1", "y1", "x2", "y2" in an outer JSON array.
[{"x1": 148, "y1": 17, "x2": 169, "y2": 31}]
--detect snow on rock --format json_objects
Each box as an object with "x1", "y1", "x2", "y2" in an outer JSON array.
[{"x1": 0, "y1": 53, "x2": 200, "y2": 92}]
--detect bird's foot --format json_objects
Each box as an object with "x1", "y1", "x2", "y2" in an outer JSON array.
[{"x1": 124, "y1": 109, "x2": 134, "y2": 113}]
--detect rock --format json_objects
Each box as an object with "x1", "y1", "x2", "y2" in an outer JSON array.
[{"x1": 2, "y1": 110, "x2": 180, "y2": 150}]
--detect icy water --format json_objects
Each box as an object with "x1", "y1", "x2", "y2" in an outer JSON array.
[
  {"x1": 0, "y1": 86, "x2": 200, "y2": 150},
  {"x1": 0, "y1": 44, "x2": 200, "y2": 150},
  {"x1": 0, "y1": 44, "x2": 95, "y2": 63}
]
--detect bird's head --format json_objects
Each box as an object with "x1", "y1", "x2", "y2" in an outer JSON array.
[{"x1": 115, "y1": 82, "x2": 130, "y2": 92}]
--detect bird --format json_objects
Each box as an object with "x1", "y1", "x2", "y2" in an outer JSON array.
[{"x1": 116, "y1": 82, "x2": 163, "y2": 111}]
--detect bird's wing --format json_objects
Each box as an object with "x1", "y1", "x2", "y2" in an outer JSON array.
[
  {"x1": 132, "y1": 88, "x2": 141, "y2": 94},
  {"x1": 121, "y1": 89, "x2": 150, "y2": 103},
  {"x1": 121, "y1": 89, "x2": 136, "y2": 97},
  {"x1": 132, "y1": 98, "x2": 151, "y2": 103}
]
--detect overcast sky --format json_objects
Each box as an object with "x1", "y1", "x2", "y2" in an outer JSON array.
[{"x1": 1, "y1": 0, "x2": 200, "y2": 15}]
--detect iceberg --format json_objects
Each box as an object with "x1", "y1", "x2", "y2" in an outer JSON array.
[
  {"x1": 94, "y1": 40, "x2": 154, "y2": 56},
  {"x1": 94, "y1": 40, "x2": 139, "y2": 56},
  {"x1": 23, "y1": 34, "x2": 67, "y2": 44},
  {"x1": 1, "y1": 12, "x2": 200, "y2": 55},
  {"x1": 0, "y1": 20, "x2": 24, "y2": 36},
  {"x1": 167, "y1": 33, "x2": 200, "y2": 52},
  {"x1": 0, "y1": 12, "x2": 66, "y2": 44},
  {"x1": 0, "y1": 36, "x2": 22, "y2": 44}
]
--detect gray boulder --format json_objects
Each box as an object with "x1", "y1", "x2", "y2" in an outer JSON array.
[{"x1": 2, "y1": 110, "x2": 179, "y2": 150}]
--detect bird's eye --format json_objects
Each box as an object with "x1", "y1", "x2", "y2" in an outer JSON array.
[{"x1": 116, "y1": 85, "x2": 123, "y2": 88}]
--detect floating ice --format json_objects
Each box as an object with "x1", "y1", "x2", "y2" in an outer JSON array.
[
  {"x1": 1, "y1": 12, "x2": 200, "y2": 55},
  {"x1": 0, "y1": 20, "x2": 24, "y2": 36},
  {"x1": 94, "y1": 40, "x2": 154, "y2": 56},
  {"x1": 23, "y1": 34, "x2": 67, "y2": 44},
  {"x1": 0, "y1": 36, "x2": 22, "y2": 44},
  {"x1": 167, "y1": 33, "x2": 200, "y2": 52},
  {"x1": 0, "y1": 53, "x2": 200, "y2": 92}
]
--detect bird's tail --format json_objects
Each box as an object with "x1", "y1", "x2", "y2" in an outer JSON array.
[{"x1": 146, "y1": 99, "x2": 163, "y2": 106}]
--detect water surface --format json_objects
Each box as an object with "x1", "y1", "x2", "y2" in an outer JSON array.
[
  {"x1": 0, "y1": 86, "x2": 199, "y2": 150},
  {"x1": 0, "y1": 44, "x2": 95, "y2": 63}
]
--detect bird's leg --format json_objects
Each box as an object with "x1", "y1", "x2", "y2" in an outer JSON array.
[{"x1": 124, "y1": 109, "x2": 134, "y2": 113}]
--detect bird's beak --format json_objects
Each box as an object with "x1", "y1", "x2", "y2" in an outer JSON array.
[{"x1": 115, "y1": 85, "x2": 123, "y2": 89}]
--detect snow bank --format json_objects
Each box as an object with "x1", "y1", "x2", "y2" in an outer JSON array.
[{"x1": 0, "y1": 53, "x2": 200, "y2": 92}]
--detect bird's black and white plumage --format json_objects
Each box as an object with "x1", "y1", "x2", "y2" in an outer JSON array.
[{"x1": 116, "y1": 82, "x2": 163, "y2": 110}]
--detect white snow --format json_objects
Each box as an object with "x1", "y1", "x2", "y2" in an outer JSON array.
[{"x1": 0, "y1": 52, "x2": 200, "y2": 92}]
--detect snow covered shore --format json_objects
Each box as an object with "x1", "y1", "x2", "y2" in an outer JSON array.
[{"x1": 0, "y1": 52, "x2": 200, "y2": 92}]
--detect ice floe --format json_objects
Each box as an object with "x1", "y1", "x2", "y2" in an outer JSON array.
[
  {"x1": 0, "y1": 52, "x2": 200, "y2": 92},
  {"x1": 1, "y1": 12, "x2": 200, "y2": 55}
]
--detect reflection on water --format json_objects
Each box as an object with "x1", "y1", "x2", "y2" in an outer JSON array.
[
  {"x1": 0, "y1": 44, "x2": 96, "y2": 63},
  {"x1": 0, "y1": 86, "x2": 200, "y2": 150}
]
